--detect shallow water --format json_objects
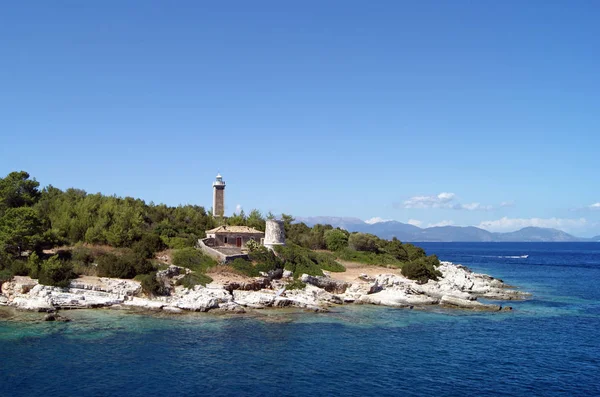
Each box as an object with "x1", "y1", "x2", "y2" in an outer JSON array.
[{"x1": 1, "y1": 243, "x2": 599, "y2": 396}]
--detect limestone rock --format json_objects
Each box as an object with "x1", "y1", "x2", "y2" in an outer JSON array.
[{"x1": 301, "y1": 274, "x2": 350, "y2": 294}]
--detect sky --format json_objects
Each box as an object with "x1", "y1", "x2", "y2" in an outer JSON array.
[{"x1": 1, "y1": 1, "x2": 599, "y2": 236}]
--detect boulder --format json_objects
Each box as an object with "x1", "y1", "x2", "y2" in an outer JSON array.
[
  {"x1": 301, "y1": 274, "x2": 350, "y2": 294},
  {"x1": 223, "y1": 278, "x2": 271, "y2": 292}
]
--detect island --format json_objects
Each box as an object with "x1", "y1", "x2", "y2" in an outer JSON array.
[{"x1": 0, "y1": 171, "x2": 528, "y2": 318}]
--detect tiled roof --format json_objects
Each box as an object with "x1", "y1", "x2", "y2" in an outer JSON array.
[{"x1": 206, "y1": 225, "x2": 264, "y2": 234}]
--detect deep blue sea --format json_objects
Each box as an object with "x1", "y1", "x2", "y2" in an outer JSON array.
[{"x1": 1, "y1": 243, "x2": 600, "y2": 397}]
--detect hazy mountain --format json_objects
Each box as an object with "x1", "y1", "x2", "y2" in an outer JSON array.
[
  {"x1": 494, "y1": 227, "x2": 584, "y2": 242},
  {"x1": 295, "y1": 216, "x2": 587, "y2": 242}
]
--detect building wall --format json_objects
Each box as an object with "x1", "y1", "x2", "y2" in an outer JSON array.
[
  {"x1": 214, "y1": 233, "x2": 264, "y2": 247},
  {"x1": 213, "y1": 186, "x2": 225, "y2": 217}
]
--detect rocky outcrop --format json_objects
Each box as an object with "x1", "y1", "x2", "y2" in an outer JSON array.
[
  {"x1": 301, "y1": 274, "x2": 350, "y2": 294},
  {"x1": 0, "y1": 261, "x2": 528, "y2": 314}
]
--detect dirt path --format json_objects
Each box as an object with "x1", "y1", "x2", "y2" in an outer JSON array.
[{"x1": 328, "y1": 260, "x2": 402, "y2": 283}]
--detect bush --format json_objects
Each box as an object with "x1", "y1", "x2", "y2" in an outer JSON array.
[
  {"x1": 285, "y1": 279, "x2": 306, "y2": 290},
  {"x1": 401, "y1": 256, "x2": 442, "y2": 283},
  {"x1": 72, "y1": 245, "x2": 94, "y2": 265},
  {"x1": 96, "y1": 251, "x2": 154, "y2": 279},
  {"x1": 0, "y1": 269, "x2": 13, "y2": 283},
  {"x1": 27, "y1": 252, "x2": 42, "y2": 278},
  {"x1": 348, "y1": 233, "x2": 380, "y2": 252},
  {"x1": 249, "y1": 246, "x2": 283, "y2": 274},
  {"x1": 38, "y1": 255, "x2": 75, "y2": 287},
  {"x1": 404, "y1": 243, "x2": 427, "y2": 261},
  {"x1": 230, "y1": 258, "x2": 259, "y2": 277},
  {"x1": 176, "y1": 273, "x2": 213, "y2": 289},
  {"x1": 275, "y1": 244, "x2": 345, "y2": 278},
  {"x1": 383, "y1": 238, "x2": 409, "y2": 262},
  {"x1": 162, "y1": 235, "x2": 197, "y2": 249},
  {"x1": 138, "y1": 272, "x2": 163, "y2": 296},
  {"x1": 10, "y1": 260, "x2": 29, "y2": 276},
  {"x1": 172, "y1": 248, "x2": 215, "y2": 272},
  {"x1": 97, "y1": 253, "x2": 136, "y2": 279},
  {"x1": 132, "y1": 233, "x2": 166, "y2": 259},
  {"x1": 324, "y1": 229, "x2": 349, "y2": 251}
]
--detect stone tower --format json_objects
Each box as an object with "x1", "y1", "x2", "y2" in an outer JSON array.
[
  {"x1": 212, "y1": 173, "x2": 225, "y2": 217},
  {"x1": 264, "y1": 219, "x2": 286, "y2": 250}
]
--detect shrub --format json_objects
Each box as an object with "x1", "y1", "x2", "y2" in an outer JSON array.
[
  {"x1": 401, "y1": 256, "x2": 442, "y2": 283},
  {"x1": 162, "y1": 235, "x2": 197, "y2": 249},
  {"x1": 138, "y1": 272, "x2": 162, "y2": 296},
  {"x1": 324, "y1": 229, "x2": 349, "y2": 251},
  {"x1": 27, "y1": 252, "x2": 43, "y2": 278},
  {"x1": 383, "y1": 238, "x2": 409, "y2": 262},
  {"x1": 10, "y1": 260, "x2": 29, "y2": 276},
  {"x1": 121, "y1": 250, "x2": 154, "y2": 275},
  {"x1": 97, "y1": 253, "x2": 136, "y2": 279},
  {"x1": 249, "y1": 246, "x2": 283, "y2": 273},
  {"x1": 230, "y1": 258, "x2": 259, "y2": 277},
  {"x1": 172, "y1": 248, "x2": 215, "y2": 272},
  {"x1": 0, "y1": 269, "x2": 13, "y2": 284},
  {"x1": 245, "y1": 239, "x2": 261, "y2": 252},
  {"x1": 176, "y1": 273, "x2": 213, "y2": 289},
  {"x1": 72, "y1": 245, "x2": 94, "y2": 265},
  {"x1": 38, "y1": 255, "x2": 75, "y2": 287},
  {"x1": 132, "y1": 233, "x2": 166, "y2": 259},
  {"x1": 348, "y1": 233, "x2": 380, "y2": 252},
  {"x1": 403, "y1": 243, "x2": 427, "y2": 261},
  {"x1": 285, "y1": 279, "x2": 306, "y2": 290},
  {"x1": 96, "y1": 250, "x2": 154, "y2": 279}
]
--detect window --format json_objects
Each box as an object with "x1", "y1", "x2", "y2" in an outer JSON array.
[{"x1": 224, "y1": 237, "x2": 228, "y2": 244}]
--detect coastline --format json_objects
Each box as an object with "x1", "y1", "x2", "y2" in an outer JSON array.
[{"x1": 0, "y1": 261, "x2": 529, "y2": 320}]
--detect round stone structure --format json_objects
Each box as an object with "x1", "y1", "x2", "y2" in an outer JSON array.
[{"x1": 264, "y1": 219, "x2": 286, "y2": 250}]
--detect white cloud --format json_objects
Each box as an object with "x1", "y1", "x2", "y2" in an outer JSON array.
[
  {"x1": 500, "y1": 201, "x2": 515, "y2": 208},
  {"x1": 365, "y1": 217, "x2": 392, "y2": 224},
  {"x1": 478, "y1": 217, "x2": 587, "y2": 232},
  {"x1": 235, "y1": 204, "x2": 243, "y2": 213},
  {"x1": 428, "y1": 220, "x2": 455, "y2": 227},
  {"x1": 402, "y1": 192, "x2": 493, "y2": 211},
  {"x1": 403, "y1": 192, "x2": 456, "y2": 209},
  {"x1": 460, "y1": 202, "x2": 493, "y2": 211},
  {"x1": 407, "y1": 219, "x2": 423, "y2": 227},
  {"x1": 590, "y1": 203, "x2": 600, "y2": 209}
]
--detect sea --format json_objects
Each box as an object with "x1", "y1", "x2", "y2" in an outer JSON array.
[{"x1": 1, "y1": 242, "x2": 599, "y2": 397}]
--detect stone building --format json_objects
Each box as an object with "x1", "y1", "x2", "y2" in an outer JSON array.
[{"x1": 205, "y1": 226, "x2": 265, "y2": 248}]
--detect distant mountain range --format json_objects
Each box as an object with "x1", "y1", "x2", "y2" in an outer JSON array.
[{"x1": 296, "y1": 217, "x2": 597, "y2": 242}]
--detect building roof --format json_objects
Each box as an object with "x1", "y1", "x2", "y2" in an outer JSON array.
[{"x1": 206, "y1": 225, "x2": 264, "y2": 235}]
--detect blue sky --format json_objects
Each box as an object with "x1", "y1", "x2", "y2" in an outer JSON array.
[{"x1": 1, "y1": 1, "x2": 599, "y2": 236}]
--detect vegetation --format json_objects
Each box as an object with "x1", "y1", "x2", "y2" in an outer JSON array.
[
  {"x1": 176, "y1": 273, "x2": 213, "y2": 289},
  {"x1": 0, "y1": 171, "x2": 442, "y2": 287}
]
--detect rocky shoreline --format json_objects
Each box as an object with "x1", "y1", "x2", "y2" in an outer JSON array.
[{"x1": 0, "y1": 262, "x2": 529, "y2": 317}]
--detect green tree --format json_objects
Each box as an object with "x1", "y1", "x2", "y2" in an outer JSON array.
[
  {"x1": 0, "y1": 207, "x2": 44, "y2": 255},
  {"x1": 0, "y1": 171, "x2": 41, "y2": 215},
  {"x1": 324, "y1": 229, "x2": 349, "y2": 251},
  {"x1": 246, "y1": 209, "x2": 266, "y2": 231},
  {"x1": 348, "y1": 233, "x2": 380, "y2": 253},
  {"x1": 38, "y1": 255, "x2": 75, "y2": 287},
  {"x1": 383, "y1": 237, "x2": 409, "y2": 262}
]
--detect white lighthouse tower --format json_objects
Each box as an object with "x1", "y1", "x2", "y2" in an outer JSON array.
[{"x1": 212, "y1": 173, "x2": 226, "y2": 217}]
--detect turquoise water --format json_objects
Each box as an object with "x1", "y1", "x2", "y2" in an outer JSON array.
[{"x1": 1, "y1": 243, "x2": 599, "y2": 396}]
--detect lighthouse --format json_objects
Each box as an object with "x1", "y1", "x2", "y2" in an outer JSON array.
[{"x1": 212, "y1": 173, "x2": 226, "y2": 217}]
